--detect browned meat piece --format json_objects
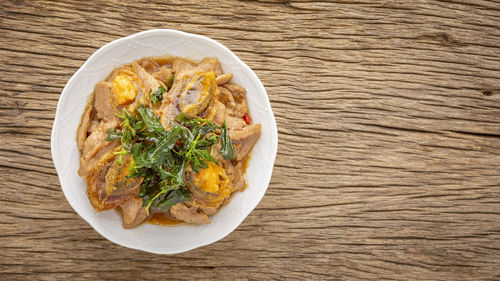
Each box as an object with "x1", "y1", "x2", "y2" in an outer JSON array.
[
  {"x1": 223, "y1": 83, "x2": 246, "y2": 100},
  {"x1": 88, "y1": 120, "x2": 98, "y2": 134},
  {"x1": 86, "y1": 154, "x2": 143, "y2": 211},
  {"x1": 215, "y1": 73, "x2": 232, "y2": 85},
  {"x1": 225, "y1": 114, "x2": 246, "y2": 130},
  {"x1": 139, "y1": 58, "x2": 159, "y2": 74},
  {"x1": 159, "y1": 70, "x2": 192, "y2": 128},
  {"x1": 94, "y1": 82, "x2": 115, "y2": 122},
  {"x1": 159, "y1": 79, "x2": 182, "y2": 128},
  {"x1": 81, "y1": 121, "x2": 116, "y2": 163},
  {"x1": 170, "y1": 202, "x2": 210, "y2": 224},
  {"x1": 132, "y1": 61, "x2": 163, "y2": 95},
  {"x1": 120, "y1": 196, "x2": 149, "y2": 229},
  {"x1": 198, "y1": 204, "x2": 218, "y2": 216},
  {"x1": 152, "y1": 66, "x2": 173, "y2": 84},
  {"x1": 78, "y1": 121, "x2": 118, "y2": 177},
  {"x1": 233, "y1": 159, "x2": 247, "y2": 191},
  {"x1": 78, "y1": 141, "x2": 119, "y2": 178},
  {"x1": 213, "y1": 101, "x2": 226, "y2": 126},
  {"x1": 77, "y1": 106, "x2": 93, "y2": 151},
  {"x1": 229, "y1": 124, "x2": 262, "y2": 161},
  {"x1": 222, "y1": 84, "x2": 248, "y2": 118},
  {"x1": 218, "y1": 86, "x2": 236, "y2": 114},
  {"x1": 159, "y1": 102, "x2": 180, "y2": 129},
  {"x1": 234, "y1": 102, "x2": 249, "y2": 118},
  {"x1": 172, "y1": 58, "x2": 195, "y2": 80},
  {"x1": 192, "y1": 57, "x2": 223, "y2": 77}
]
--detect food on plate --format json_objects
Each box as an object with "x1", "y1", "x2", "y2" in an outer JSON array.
[{"x1": 76, "y1": 55, "x2": 261, "y2": 228}]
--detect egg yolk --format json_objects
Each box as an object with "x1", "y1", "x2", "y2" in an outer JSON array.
[
  {"x1": 194, "y1": 162, "x2": 225, "y2": 193},
  {"x1": 111, "y1": 73, "x2": 137, "y2": 105}
]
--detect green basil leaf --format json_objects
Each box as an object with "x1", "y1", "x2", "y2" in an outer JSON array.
[
  {"x1": 151, "y1": 187, "x2": 191, "y2": 211},
  {"x1": 220, "y1": 121, "x2": 235, "y2": 160},
  {"x1": 105, "y1": 128, "x2": 122, "y2": 141},
  {"x1": 136, "y1": 104, "x2": 165, "y2": 135}
]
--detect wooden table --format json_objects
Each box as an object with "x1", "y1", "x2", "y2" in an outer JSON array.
[{"x1": 1, "y1": 1, "x2": 499, "y2": 280}]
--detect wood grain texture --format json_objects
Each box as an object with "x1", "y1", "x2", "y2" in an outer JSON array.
[{"x1": 1, "y1": 0, "x2": 500, "y2": 280}]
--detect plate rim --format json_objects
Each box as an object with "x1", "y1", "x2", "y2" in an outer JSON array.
[{"x1": 50, "y1": 29, "x2": 278, "y2": 254}]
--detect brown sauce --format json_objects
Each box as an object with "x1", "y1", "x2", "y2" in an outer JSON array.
[
  {"x1": 243, "y1": 153, "x2": 251, "y2": 173},
  {"x1": 148, "y1": 212, "x2": 184, "y2": 226}
]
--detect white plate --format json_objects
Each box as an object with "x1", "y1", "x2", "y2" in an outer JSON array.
[{"x1": 51, "y1": 29, "x2": 278, "y2": 254}]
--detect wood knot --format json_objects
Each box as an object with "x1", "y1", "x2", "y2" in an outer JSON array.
[
  {"x1": 15, "y1": 100, "x2": 27, "y2": 109},
  {"x1": 417, "y1": 32, "x2": 455, "y2": 46},
  {"x1": 482, "y1": 89, "x2": 499, "y2": 96}
]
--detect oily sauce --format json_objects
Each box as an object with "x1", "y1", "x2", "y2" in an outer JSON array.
[{"x1": 148, "y1": 212, "x2": 184, "y2": 226}]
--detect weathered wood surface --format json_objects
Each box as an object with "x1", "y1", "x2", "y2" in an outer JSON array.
[{"x1": 1, "y1": 0, "x2": 499, "y2": 280}]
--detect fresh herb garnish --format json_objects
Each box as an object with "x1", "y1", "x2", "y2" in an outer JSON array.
[
  {"x1": 105, "y1": 128, "x2": 122, "y2": 141},
  {"x1": 150, "y1": 86, "x2": 166, "y2": 105},
  {"x1": 107, "y1": 105, "x2": 235, "y2": 214},
  {"x1": 105, "y1": 108, "x2": 142, "y2": 163},
  {"x1": 220, "y1": 121, "x2": 235, "y2": 160}
]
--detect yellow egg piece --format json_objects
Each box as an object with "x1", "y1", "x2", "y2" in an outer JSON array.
[
  {"x1": 194, "y1": 162, "x2": 225, "y2": 193},
  {"x1": 111, "y1": 73, "x2": 137, "y2": 105}
]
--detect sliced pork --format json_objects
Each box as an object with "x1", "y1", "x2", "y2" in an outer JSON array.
[
  {"x1": 153, "y1": 66, "x2": 173, "y2": 85},
  {"x1": 94, "y1": 82, "x2": 115, "y2": 122},
  {"x1": 78, "y1": 121, "x2": 118, "y2": 177},
  {"x1": 139, "y1": 58, "x2": 160, "y2": 74},
  {"x1": 132, "y1": 61, "x2": 163, "y2": 95},
  {"x1": 172, "y1": 58, "x2": 195, "y2": 79},
  {"x1": 229, "y1": 124, "x2": 262, "y2": 161},
  {"x1": 77, "y1": 106, "x2": 93, "y2": 151},
  {"x1": 191, "y1": 57, "x2": 223, "y2": 76},
  {"x1": 170, "y1": 202, "x2": 210, "y2": 224},
  {"x1": 120, "y1": 196, "x2": 149, "y2": 228}
]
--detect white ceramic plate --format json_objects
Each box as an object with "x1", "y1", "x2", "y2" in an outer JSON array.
[{"x1": 51, "y1": 29, "x2": 278, "y2": 254}]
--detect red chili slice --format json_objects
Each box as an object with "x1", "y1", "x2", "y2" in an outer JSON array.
[{"x1": 242, "y1": 113, "x2": 250, "y2": 124}]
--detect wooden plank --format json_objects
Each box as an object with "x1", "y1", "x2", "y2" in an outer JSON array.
[{"x1": 1, "y1": 0, "x2": 499, "y2": 280}]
